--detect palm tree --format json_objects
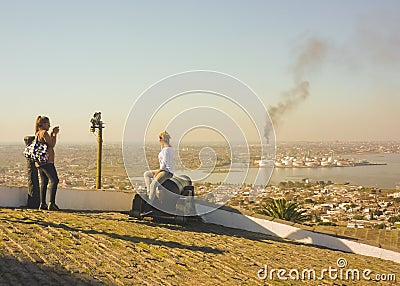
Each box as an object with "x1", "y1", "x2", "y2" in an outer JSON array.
[{"x1": 260, "y1": 198, "x2": 309, "y2": 223}]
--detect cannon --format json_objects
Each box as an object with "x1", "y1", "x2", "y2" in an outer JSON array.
[{"x1": 129, "y1": 175, "x2": 196, "y2": 224}]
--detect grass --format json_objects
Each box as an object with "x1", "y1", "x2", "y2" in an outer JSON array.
[
  {"x1": 0, "y1": 208, "x2": 399, "y2": 285},
  {"x1": 312, "y1": 225, "x2": 399, "y2": 252}
]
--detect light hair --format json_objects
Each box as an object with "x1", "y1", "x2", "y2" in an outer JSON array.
[
  {"x1": 35, "y1": 116, "x2": 50, "y2": 133},
  {"x1": 159, "y1": 131, "x2": 171, "y2": 144}
]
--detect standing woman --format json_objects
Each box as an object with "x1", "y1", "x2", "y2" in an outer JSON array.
[
  {"x1": 144, "y1": 131, "x2": 174, "y2": 203},
  {"x1": 35, "y1": 116, "x2": 60, "y2": 210}
]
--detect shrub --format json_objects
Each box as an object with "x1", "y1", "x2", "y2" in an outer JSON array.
[
  {"x1": 259, "y1": 198, "x2": 309, "y2": 223},
  {"x1": 317, "y1": 222, "x2": 337, "y2": 226}
]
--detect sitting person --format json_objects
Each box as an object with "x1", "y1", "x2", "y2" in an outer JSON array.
[{"x1": 143, "y1": 131, "x2": 174, "y2": 204}]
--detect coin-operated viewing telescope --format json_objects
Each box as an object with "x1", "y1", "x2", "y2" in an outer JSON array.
[{"x1": 90, "y1": 112, "x2": 104, "y2": 189}]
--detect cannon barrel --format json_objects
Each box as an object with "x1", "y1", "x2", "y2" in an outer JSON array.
[
  {"x1": 160, "y1": 175, "x2": 191, "y2": 195},
  {"x1": 157, "y1": 175, "x2": 193, "y2": 207}
]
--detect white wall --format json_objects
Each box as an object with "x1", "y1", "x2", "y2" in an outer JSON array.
[
  {"x1": 199, "y1": 204, "x2": 400, "y2": 264},
  {"x1": 0, "y1": 186, "x2": 134, "y2": 211},
  {"x1": 0, "y1": 186, "x2": 26, "y2": 207}
]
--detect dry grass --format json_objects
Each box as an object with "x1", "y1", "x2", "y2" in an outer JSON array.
[
  {"x1": 0, "y1": 208, "x2": 399, "y2": 285},
  {"x1": 312, "y1": 225, "x2": 399, "y2": 252}
]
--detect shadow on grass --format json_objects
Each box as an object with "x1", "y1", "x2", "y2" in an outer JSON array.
[
  {"x1": 123, "y1": 204, "x2": 357, "y2": 254},
  {"x1": 65, "y1": 205, "x2": 358, "y2": 254},
  {"x1": 4, "y1": 215, "x2": 224, "y2": 255},
  {"x1": 3, "y1": 206, "x2": 357, "y2": 255},
  {"x1": 0, "y1": 254, "x2": 104, "y2": 285}
]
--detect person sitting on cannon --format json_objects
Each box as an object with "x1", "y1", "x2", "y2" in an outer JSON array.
[{"x1": 143, "y1": 131, "x2": 174, "y2": 204}]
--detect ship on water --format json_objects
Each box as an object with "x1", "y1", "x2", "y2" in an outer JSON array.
[
  {"x1": 254, "y1": 158, "x2": 275, "y2": 168},
  {"x1": 272, "y1": 156, "x2": 387, "y2": 168}
]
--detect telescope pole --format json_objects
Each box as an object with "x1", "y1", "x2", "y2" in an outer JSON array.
[{"x1": 96, "y1": 122, "x2": 103, "y2": 189}]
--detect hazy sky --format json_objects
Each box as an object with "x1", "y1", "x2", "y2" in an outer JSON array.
[{"x1": 1, "y1": 0, "x2": 399, "y2": 143}]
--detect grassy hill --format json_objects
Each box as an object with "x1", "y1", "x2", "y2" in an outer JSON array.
[
  {"x1": 0, "y1": 208, "x2": 398, "y2": 285},
  {"x1": 241, "y1": 210, "x2": 400, "y2": 254},
  {"x1": 311, "y1": 225, "x2": 400, "y2": 253}
]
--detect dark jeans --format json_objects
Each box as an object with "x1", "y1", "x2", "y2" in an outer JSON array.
[
  {"x1": 38, "y1": 163, "x2": 59, "y2": 204},
  {"x1": 26, "y1": 160, "x2": 40, "y2": 208}
]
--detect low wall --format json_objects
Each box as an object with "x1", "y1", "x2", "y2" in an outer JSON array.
[
  {"x1": 199, "y1": 204, "x2": 400, "y2": 264},
  {"x1": 0, "y1": 186, "x2": 134, "y2": 211},
  {"x1": 0, "y1": 186, "x2": 27, "y2": 207}
]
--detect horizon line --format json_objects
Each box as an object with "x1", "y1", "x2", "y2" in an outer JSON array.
[{"x1": 2, "y1": 139, "x2": 400, "y2": 145}]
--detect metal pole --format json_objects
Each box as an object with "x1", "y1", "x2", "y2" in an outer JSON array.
[{"x1": 96, "y1": 122, "x2": 103, "y2": 189}]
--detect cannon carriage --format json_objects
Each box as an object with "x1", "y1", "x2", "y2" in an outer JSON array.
[{"x1": 129, "y1": 175, "x2": 196, "y2": 224}]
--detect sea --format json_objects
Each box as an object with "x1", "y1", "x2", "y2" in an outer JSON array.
[{"x1": 175, "y1": 153, "x2": 400, "y2": 189}]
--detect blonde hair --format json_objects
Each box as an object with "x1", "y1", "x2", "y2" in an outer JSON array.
[
  {"x1": 35, "y1": 116, "x2": 50, "y2": 133},
  {"x1": 159, "y1": 131, "x2": 171, "y2": 143}
]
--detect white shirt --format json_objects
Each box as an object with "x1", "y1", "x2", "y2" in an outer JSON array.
[{"x1": 158, "y1": 146, "x2": 174, "y2": 173}]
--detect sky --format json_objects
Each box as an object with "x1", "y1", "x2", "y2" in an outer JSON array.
[{"x1": 1, "y1": 0, "x2": 399, "y2": 143}]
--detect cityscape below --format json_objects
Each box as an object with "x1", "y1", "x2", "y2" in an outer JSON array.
[{"x1": 1, "y1": 141, "x2": 399, "y2": 231}]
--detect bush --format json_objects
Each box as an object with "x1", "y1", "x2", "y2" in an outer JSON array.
[
  {"x1": 317, "y1": 222, "x2": 337, "y2": 226},
  {"x1": 388, "y1": 215, "x2": 400, "y2": 224},
  {"x1": 374, "y1": 223, "x2": 386, "y2": 229},
  {"x1": 259, "y1": 198, "x2": 309, "y2": 223},
  {"x1": 353, "y1": 215, "x2": 364, "y2": 220}
]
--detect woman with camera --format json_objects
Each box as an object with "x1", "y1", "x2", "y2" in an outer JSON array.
[{"x1": 35, "y1": 116, "x2": 60, "y2": 211}]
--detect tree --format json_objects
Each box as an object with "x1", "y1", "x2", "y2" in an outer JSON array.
[
  {"x1": 260, "y1": 198, "x2": 309, "y2": 223},
  {"x1": 353, "y1": 214, "x2": 364, "y2": 220},
  {"x1": 279, "y1": 181, "x2": 287, "y2": 188},
  {"x1": 317, "y1": 221, "x2": 337, "y2": 226},
  {"x1": 374, "y1": 223, "x2": 386, "y2": 229},
  {"x1": 388, "y1": 215, "x2": 400, "y2": 224},
  {"x1": 304, "y1": 198, "x2": 314, "y2": 204}
]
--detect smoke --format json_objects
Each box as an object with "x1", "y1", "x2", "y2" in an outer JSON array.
[
  {"x1": 265, "y1": 37, "x2": 328, "y2": 141},
  {"x1": 268, "y1": 81, "x2": 310, "y2": 123},
  {"x1": 263, "y1": 10, "x2": 399, "y2": 143},
  {"x1": 355, "y1": 10, "x2": 400, "y2": 68},
  {"x1": 333, "y1": 11, "x2": 400, "y2": 73}
]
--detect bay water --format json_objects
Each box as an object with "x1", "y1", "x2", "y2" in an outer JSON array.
[{"x1": 177, "y1": 153, "x2": 400, "y2": 189}]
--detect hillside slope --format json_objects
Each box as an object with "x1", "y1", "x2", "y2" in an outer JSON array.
[{"x1": 0, "y1": 208, "x2": 398, "y2": 285}]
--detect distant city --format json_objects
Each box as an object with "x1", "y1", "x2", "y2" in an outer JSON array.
[
  {"x1": 225, "y1": 181, "x2": 400, "y2": 230},
  {"x1": 1, "y1": 141, "x2": 399, "y2": 229}
]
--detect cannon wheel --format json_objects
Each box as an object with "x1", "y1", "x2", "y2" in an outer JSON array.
[
  {"x1": 175, "y1": 215, "x2": 187, "y2": 225},
  {"x1": 129, "y1": 194, "x2": 144, "y2": 220}
]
